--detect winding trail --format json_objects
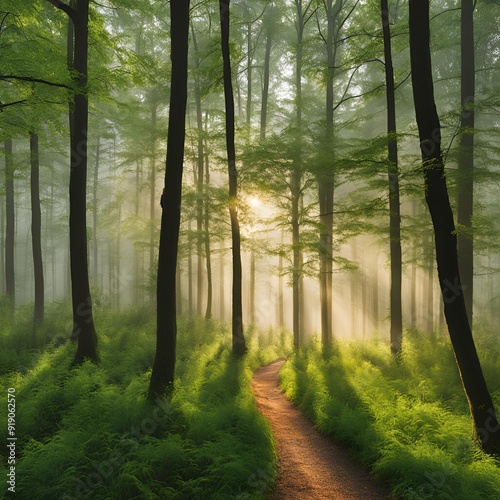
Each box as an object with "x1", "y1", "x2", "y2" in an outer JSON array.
[{"x1": 251, "y1": 359, "x2": 392, "y2": 500}]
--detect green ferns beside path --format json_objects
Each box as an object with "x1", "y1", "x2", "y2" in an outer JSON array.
[
  {"x1": 279, "y1": 331, "x2": 500, "y2": 499},
  {"x1": 0, "y1": 307, "x2": 291, "y2": 499}
]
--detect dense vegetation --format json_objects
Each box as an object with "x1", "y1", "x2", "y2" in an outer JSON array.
[
  {"x1": 0, "y1": 304, "x2": 291, "y2": 498},
  {"x1": 280, "y1": 330, "x2": 500, "y2": 499}
]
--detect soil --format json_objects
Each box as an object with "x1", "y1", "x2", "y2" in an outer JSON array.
[{"x1": 251, "y1": 359, "x2": 393, "y2": 500}]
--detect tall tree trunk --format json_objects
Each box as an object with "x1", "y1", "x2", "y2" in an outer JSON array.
[
  {"x1": 260, "y1": 30, "x2": 272, "y2": 142},
  {"x1": 50, "y1": 165, "x2": 56, "y2": 300},
  {"x1": 409, "y1": 0, "x2": 500, "y2": 456},
  {"x1": 30, "y1": 132, "x2": 44, "y2": 332},
  {"x1": 150, "y1": 104, "x2": 158, "y2": 306},
  {"x1": 192, "y1": 29, "x2": 204, "y2": 318},
  {"x1": 219, "y1": 239, "x2": 225, "y2": 321},
  {"x1": 69, "y1": 0, "x2": 98, "y2": 364},
  {"x1": 188, "y1": 220, "x2": 193, "y2": 317},
  {"x1": 319, "y1": 0, "x2": 337, "y2": 345},
  {"x1": 220, "y1": 0, "x2": 246, "y2": 357},
  {"x1": 291, "y1": 0, "x2": 306, "y2": 348},
  {"x1": 246, "y1": 7, "x2": 252, "y2": 129},
  {"x1": 278, "y1": 229, "x2": 284, "y2": 328},
  {"x1": 382, "y1": 0, "x2": 403, "y2": 354},
  {"x1": 250, "y1": 247, "x2": 255, "y2": 324},
  {"x1": 426, "y1": 236, "x2": 434, "y2": 333},
  {"x1": 5, "y1": 140, "x2": 15, "y2": 312},
  {"x1": 291, "y1": 169, "x2": 301, "y2": 347},
  {"x1": 92, "y1": 138, "x2": 100, "y2": 283},
  {"x1": 0, "y1": 184, "x2": 4, "y2": 295},
  {"x1": 204, "y1": 128, "x2": 212, "y2": 320},
  {"x1": 116, "y1": 201, "x2": 121, "y2": 309},
  {"x1": 457, "y1": 0, "x2": 475, "y2": 328},
  {"x1": 134, "y1": 160, "x2": 141, "y2": 304},
  {"x1": 149, "y1": 0, "x2": 190, "y2": 398}
]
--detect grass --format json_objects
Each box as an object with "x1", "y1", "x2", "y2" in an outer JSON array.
[
  {"x1": 279, "y1": 330, "x2": 500, "y2": 499},
  {"x1": 0, "y1": 301, "x2": 292, "y2": 499}
]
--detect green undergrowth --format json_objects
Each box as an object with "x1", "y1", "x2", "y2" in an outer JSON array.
[
  {"x1": 279, "y1": 330, "x2": 500, "y2": 499},
  {"x1": 0, "y1": 304, "x2": 292, "y2": 499}
]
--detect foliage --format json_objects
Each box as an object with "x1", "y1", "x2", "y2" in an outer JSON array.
[
  {"x1": 0, "y1": 307, "x2": 292, "y2": 499},
  {"x1": 280, "y1": 331, "x2": 500, "y2": 499}
]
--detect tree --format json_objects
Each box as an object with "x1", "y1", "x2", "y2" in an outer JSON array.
[
  {"x1": 149, "y1": 0, "x2": 190, "y2": 398},
  {"x1": 46, "y1": 0, "x2": 98, "y2": 363},
  {"x1": 409, "y1": 0, "x2": 500, "y2": 456},
  {"x1": 30, "y1": 131, "x2": 44, "y2": 331},
  {"x1": 220, "y1": 0, "x2": 246, "y2": 357},
  {"x1": 457, "y1": 0, "x2": 475, "y2": 328},
  {"x1": 381, "y1": 0, "x2": 402, "y2": 354},
  {"x1": 4, "y1": 139, "x2": 15, "y2": 313}
]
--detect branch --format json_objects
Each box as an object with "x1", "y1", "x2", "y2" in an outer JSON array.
[
  {"x1": 45, "y1": 0, "x2": 76, "y2": 22},
  {"x1": 0, "y1": 99, "x2": 27, "y2": 110},
  {"x1": 0, "y1": 75, "x2": 71, "y2": 89},
  {"x1": 332, "y1": 83, "x2": 385, "y2": 113}
]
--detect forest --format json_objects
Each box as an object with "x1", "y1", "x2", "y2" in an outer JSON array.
[{"x1": 1, "y1": 0, "x2": 500, "y2": 498}]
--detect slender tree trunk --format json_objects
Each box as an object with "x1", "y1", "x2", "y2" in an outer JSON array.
[
  {"x1": 219, "y1": 239, "x2": 225, "y2": 321},
  {"x1": 292, "y1": 0, "x2": 305, "y2": 348},
  {"x1": 150, "y1": 104, "x2": 157, "y2": 306},
  {"x1": 426, "y1": 237, "x2": 434, "y2": 333},
  {"x1": 5, "y1": 140, "x2": 15, "y2": 312},
  {"x1": 30, "y1": 132, "x2": 44, "y2": 332},
  {"x1": 372, "y1": 253, "x2": 379, "y2": 328},
  {"x1": 188, "y1": 220, "x2": 193, "y2": 317},
  {"x1": 0, "y1": 184, "x2": 4, "y2": 295},
  {"x1": 192, "y1": 28, "x2": 204, "y2": 318},
  {"x1": 291, "y1": 169, "x2": 301, "y2": 347},
  {"x1": 382, "y1": 0, "x2": 403, "y2": 354},
  {"x1": 69, "y1": 0, "x2": 98, "y2": 363},
  {"x1": 457, "y1": 0, "x2": 475, "y2": 328},
  {"x1": 50, "y1": 166, "x2": 56, "y2": 300},
  {"x1": 220, "y1": 0, "x2": 246, "y2": 357},
  {"x1": 278, "y1": 229, "x2": 284, "y2": 328},
  {"x1": 319, "y1": 0, "x2": 337, "y2": 345},
  {"x1": 92, "y1": 138, "x2": 100, "y2": 283},
  {"x1": 116, "y1": 202, "x2": 121, "y2": 309},
  {"x1": 204, "y1": 129, "x2": 212, "y2": 320},
  {"x1": 250, "y1": 247, "x2": 255, "y2": 324},
  {"x1": 134, "y1": 160, "x2": 141, "y2": 303},
  {"x1": 149, "y1": 0, "x2": 190, "y2": 398},
  {"x1": 409, "y1": 0, "x2": 500, "y2": 456},
  {"x1": 176, "y1": 262, "x2": 182, "y2": 316},
  {"x1": 246, "y1": 10, "x2": 252, "y2": 129},
  {"x1": 260, "y1": 30, "x2": 272, "y2": 142}
]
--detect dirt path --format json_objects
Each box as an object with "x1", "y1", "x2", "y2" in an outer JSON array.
[{"x1": 251, "y1": 359, "x2": 392, "y2": 500}]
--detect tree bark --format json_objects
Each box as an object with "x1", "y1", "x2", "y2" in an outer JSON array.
[
  {"x1": 319, "y1": 0, "x2": 338, "y2": 345},
  {"x1": 220, "y1": 0, "x2": 247, "y2": 357},
  {"x1": 191, "y1": 27, "x2": 205, "y2": 318},
  {"x1": 260, "y1": 30, "x2": 272, "y2": 142},
  {"x1": 204, "y1": 126, "x2": 213, "y2": 320},
  {"x1": 457, "y1": 0, "x2": 475, "y2": 328},
  {"x1": 68, "y1": 0, "x2": 98, "y2": 364},
  {"x1": 150, "y1": 104, "x2": 158, "y2": 306},
  {"x1": 4, "y1": 140, "x2": 15, "y2": 312},
  {"x1": 92, "y1": 138, "x2": 100, "y2": 283},
  {"x1": 30, "y1": 132, "x2": 44, "y2": 330},
  {"x1": 149, "y1": 0, "x2": 190, "y2": 398},
  {"x1": 409, "y1": 0, "x2": 500, "y2": 456},
  {"x1": 381, "y1": 0, "x2": 403, "y2": 354}
]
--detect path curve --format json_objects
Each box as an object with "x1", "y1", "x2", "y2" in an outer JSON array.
[{"x1": 251, "y1": 359, "x2": 392, "y2": 499}]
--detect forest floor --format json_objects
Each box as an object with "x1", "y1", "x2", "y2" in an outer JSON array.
[{"x1": 251, "y1": 359, "x2": 393, "y2": 500}]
